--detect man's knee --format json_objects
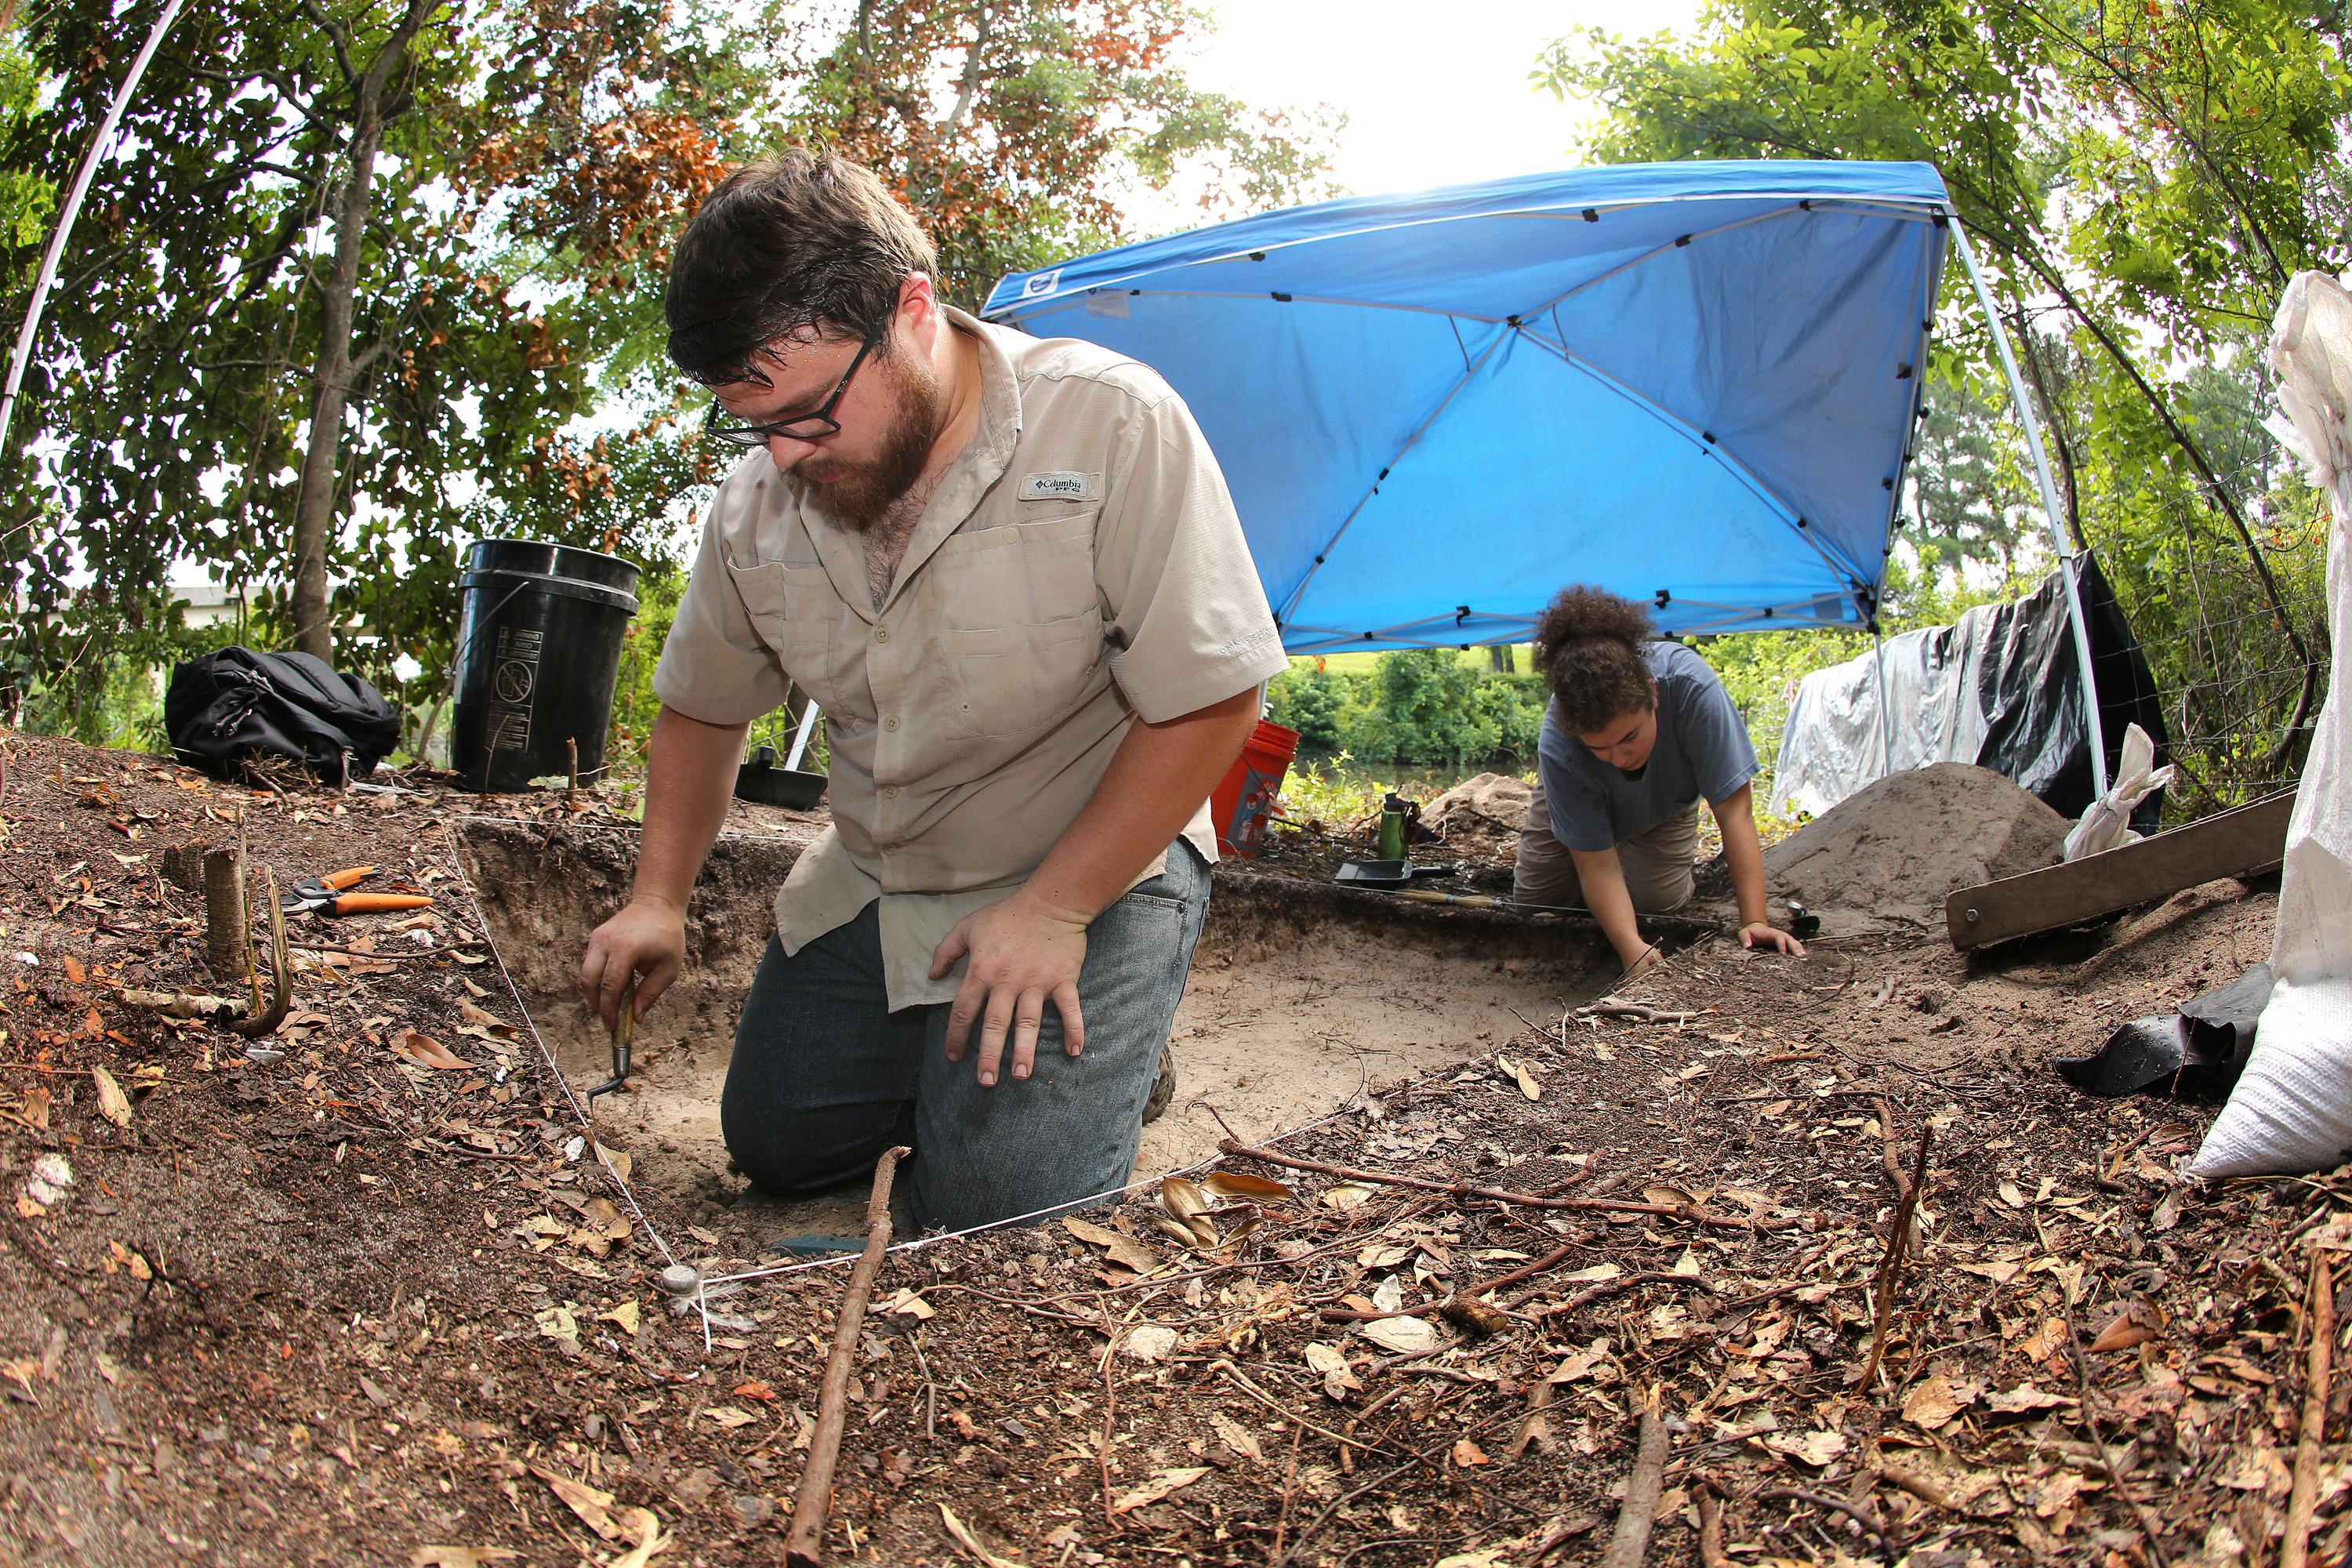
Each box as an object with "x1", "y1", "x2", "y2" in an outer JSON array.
[{"x1": 720, "y1": 1083, "x2": 912, "y2": 1197}]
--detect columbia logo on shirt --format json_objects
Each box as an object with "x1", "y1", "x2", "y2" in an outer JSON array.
[{"x1": 1018, "y1": 471, "x2": 1098, "y2": 501}]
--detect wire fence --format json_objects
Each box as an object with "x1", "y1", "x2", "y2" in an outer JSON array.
[{"x1": 2093, "y1": 498, "x2": 2332, "y2": 819}]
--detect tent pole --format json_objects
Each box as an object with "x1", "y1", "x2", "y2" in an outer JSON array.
[
  {"x1": 1945, "y1": 219, "x2": 2110, "y2": 797},
  {"x1": 0, "y1": 0, "x2": 191, "y2": 460},
  {"x1": 1872, "y1": 626, "x2": 1893, "y2": 783}
]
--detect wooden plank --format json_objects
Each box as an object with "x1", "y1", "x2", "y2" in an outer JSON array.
[{"x1": 1946, "y1": 789, "x2": 2297, "y2": 951}]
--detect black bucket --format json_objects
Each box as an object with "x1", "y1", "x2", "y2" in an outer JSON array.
[{"x1": 451, "y1": 539, "x2": 641, "y2": 793}]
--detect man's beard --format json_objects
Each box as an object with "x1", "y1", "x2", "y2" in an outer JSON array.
[{"x1": 797, "y1": 347, "x2": 943, "y2": 532}]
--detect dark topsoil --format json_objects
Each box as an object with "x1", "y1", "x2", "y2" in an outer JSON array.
[{"x1": 0, "y1": 729, "x2": 2341, "y2": 1567}]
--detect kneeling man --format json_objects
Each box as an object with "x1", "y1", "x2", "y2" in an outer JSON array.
[{"x1": 579, "y1": 151, "x2": 1287, "y2": 1231}]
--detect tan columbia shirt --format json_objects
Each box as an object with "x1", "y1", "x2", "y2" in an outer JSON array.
[{"x1": 655, "y1": 307, "x2": 1289, "y2": 1007}]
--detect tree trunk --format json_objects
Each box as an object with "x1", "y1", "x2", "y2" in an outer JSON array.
[{"x1": 289, "y1": 0, "x2": 435, "y2": 659}]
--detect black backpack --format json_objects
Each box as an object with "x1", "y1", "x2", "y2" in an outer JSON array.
[{"x1": 165, "y1": 648, "x2": 401, "y2": 783}]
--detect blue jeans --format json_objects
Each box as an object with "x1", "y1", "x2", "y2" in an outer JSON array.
[{"x1": 720, "y1": 840, "x2": 1210, "y2": 1232}]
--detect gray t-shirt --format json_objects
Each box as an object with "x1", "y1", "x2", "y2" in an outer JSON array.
[{"x1": 1538, "y1": 641, "x2": 1759, "y2": 851}]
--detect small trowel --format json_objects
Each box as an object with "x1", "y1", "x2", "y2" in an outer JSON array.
[{"x1": 588, "y1": 978, "x2": 636, "y2": 1104}]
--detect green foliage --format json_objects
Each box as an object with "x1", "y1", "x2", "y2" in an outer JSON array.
[
  {"x1": 0, "y1": 1, "x2": 1334, "y2": 748},
  {"x1": 1265, "y1": 664, "x2": 1345, "y2": 749},
  {"x1": 1266, "y1": 651, "x2": 1547, "y2": 768},
  {"x1": 608, "y1": 564, "x2": 685, "y2": 771},
  {"x1": 1537, "y1": 0, "x2": 2350, "y2": 805}
]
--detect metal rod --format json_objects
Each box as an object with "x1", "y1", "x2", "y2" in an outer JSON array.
[
  {"x1": 0, "y1": 0, "x2": 191, "y2": 458},
  {"x1": 1947, "y1": 219, "x2": 2110, "y2": 797},
  {"x1": 783, "y1": 697, "x2": 821, "y2": 771}
]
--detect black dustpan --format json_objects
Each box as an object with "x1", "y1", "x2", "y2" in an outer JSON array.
[{"x1": 1335, "y1": 859, "x2": 1456, "y2": 887}]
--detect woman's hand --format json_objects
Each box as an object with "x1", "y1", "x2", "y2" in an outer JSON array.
[{"x1": 1737, "y1": 920, "x2": 1807, "y2": 956}]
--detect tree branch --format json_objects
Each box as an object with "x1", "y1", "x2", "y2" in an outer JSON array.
[
  {"x1": 936, "y1": 2, "x2": 990, "y2": 138},
  {"x1": 2008, "y1": 306, "x2": 2084, "y2": 552},
  {"x1": 296, "y1": 0, "x2": 359, "y2": 87},
  {"x1": 1999, "y1": 0, "x2": 2290, "y2": 288},
  {"x1": 1973, "y1": 217, "x2": 2321, "y2": 754}
]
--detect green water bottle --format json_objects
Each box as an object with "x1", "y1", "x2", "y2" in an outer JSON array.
[{"x1": 1377, "y1": 804, "x2": 1407, "y2": 861}]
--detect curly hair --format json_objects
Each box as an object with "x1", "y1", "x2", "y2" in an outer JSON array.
[{"x1": 1532, "y1": 586, "x2": 1658, "y2": 734}]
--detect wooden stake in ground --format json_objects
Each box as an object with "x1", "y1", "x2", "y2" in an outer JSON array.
[
  {"x1": 2284, "y1": 1250, "x2": 2336, "y2": 1568},
  {"x1": 202, "y1": 847, "x2": 249, "y2": 982},
  {"x1": 786, "y1": 1145, "x2": 910, "y2": 1568},
  {"x1": 1599, "y1": 1394, "x2": 1668, "y2": 1568}
]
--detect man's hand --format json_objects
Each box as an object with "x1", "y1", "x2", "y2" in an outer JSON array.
[
  {"x1": 1621, "y1": 942, "x2": 1664, "y2": 982},
  {"x1": 931, "y1": 888, "x2": 1091, "y2": 1087},
  {"x1": 1737, "y1": 920, "x2": 1807, "y2": 957},
  {"x1": 579, "y1": 898, "x2": 687, "y2": 1032}
]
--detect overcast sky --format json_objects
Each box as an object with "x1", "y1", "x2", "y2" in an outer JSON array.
[{"x1": 1183, "y1": 0, "x2": 1705, "y2": 200}]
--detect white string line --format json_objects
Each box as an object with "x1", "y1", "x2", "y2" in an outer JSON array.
[
  {"x1": 695, "y1": 1077, "x2": 1432, "y2": 1294},
  {"x1": 432, "y1": 823, "x2": 715, "y2": 1350}
]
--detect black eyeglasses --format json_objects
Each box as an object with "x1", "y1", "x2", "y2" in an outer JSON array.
[{"x1": 703, "y1": 325, "x2": 885, "y2": 448}]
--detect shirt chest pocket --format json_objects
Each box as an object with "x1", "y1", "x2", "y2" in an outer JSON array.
[
  {"x1": 727, "y1": 559, "x2": 857, "y2": 715},
  {"x1": 931, "y1": 511, "x2": 1104, "y2": 739}
]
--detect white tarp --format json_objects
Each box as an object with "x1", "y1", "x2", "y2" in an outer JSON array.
[{"x1": 2190, "y1": 270, "x2": 2352, "y2": 1178}]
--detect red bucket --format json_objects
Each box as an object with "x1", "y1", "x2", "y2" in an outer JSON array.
[{"x1": 1210, "y1": 719, "x2": 1300, "y2": 857}]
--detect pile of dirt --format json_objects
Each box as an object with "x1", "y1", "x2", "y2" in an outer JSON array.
[
  {"x1": 1421, "y1": 770, "x2": 1530, "y2": 862},
  {"x1": 1763, "y1": 760, "x2": 2069, "y2": 927}
]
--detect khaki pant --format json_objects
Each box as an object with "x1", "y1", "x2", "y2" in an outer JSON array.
[{"x1": 1513, "y1": 771, "x2": 1700, "y2": 914}]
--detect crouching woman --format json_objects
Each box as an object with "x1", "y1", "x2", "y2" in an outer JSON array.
[{"x1": 1513, "y1": 586, "x2": 1806, "y2": 978}]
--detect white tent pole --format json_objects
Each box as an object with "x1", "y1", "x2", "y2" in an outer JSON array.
[
  {"x1": 0, "y1": 0, "x2": 191, "y2": 458},
  {"x1": 1946, "y1": 218, "x2": 2110, "y2": 797},
  {"x1": 1872, "y1": 626, "x2": 1893, "y2": 782},
  {"x1": 783, "y1": 699, "x2": 820, "y2": 771}
]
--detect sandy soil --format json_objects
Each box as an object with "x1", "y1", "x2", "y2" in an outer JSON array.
[{"x1": 459, "y1": 821, "x2": 1614, "y2": 1234}]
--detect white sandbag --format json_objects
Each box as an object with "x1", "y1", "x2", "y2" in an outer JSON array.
[
  {"x1": 2063, "y1": 721, "x2": 2176, "y2": 860},
  {"x1": 2190, "y1": 270, "x2": 2352, "y2": 1179}
]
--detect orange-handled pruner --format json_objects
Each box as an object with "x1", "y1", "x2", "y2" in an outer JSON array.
[{"x1": 281, "y1": 865, "x2": 434, "y2": 917}]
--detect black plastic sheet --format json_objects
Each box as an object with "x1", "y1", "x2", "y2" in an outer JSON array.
[
  {"x1": 2056, "y1": 963, "x2": 2272, "y2": 1100},
  {"x1": 1768, "y1": 554, "x2": 2169, "y2": 824}
]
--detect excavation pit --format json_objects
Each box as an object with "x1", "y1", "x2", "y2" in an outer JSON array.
[{"x1": 458, "y1": 818, "x2": 1616, "y2": 1232}]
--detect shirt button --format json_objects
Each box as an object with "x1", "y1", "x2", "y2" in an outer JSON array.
[
  {"x1": 873, "y1": 627, "x2": 889, "y2": 643},
  {"x1": 882, "y1": 785, "x2": 899, "y2": 798},
  {"x1": 883, "y1": 716, "x2": 899, "y2": 731}
]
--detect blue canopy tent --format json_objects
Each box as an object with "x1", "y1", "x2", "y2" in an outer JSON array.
[{"x1": 982, "y1": 159, "x2": 2109, "y2": 793}]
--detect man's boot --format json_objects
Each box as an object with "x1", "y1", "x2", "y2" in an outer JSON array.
[{"x1": 1142, "y1": 1045, "x2": 1177, "y2": 1124}]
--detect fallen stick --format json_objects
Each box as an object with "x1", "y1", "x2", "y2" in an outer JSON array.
[
  {"x1": 1573, "y1": 1002, "x2": 1701, "y2": 1025},
  {"x1": 785, "y1": 1145, "x2": 910, "y2": 1568},
  {"x1": 1873, "y1": 1094, "x2": 1913, "y2": 1202},
  {"x1": 1218, "y1": 1138, "x2": 1773, "y2": 1231},
  {"x1": 1467, "y1": 1231, "x2": 1599, "y2": 1295},
  {"x1": 1695, "y1": 1481, "x2": 1731, "y2": 1568},
  {"x1": 1757, "y1": 1486, "x2": 1889, "y2": 1545},
  {"x1": 2063, "y1": 1319, "x2": 2173, "y2": 1568},
  {"x1": 1541, "y1": 1270, "x2": 1714, "y2": 1319},
  {"x1": 1599, "y1": 1396, "x2": 1668, "y2": 1568},
  {"x1": 2284, "y1": 1250, "x2": 2336, "y2": 1568},
  {"x1": 288, "y1": 939, "x2": 481, "y2": 961},
  {"x1": 1856, "y1": 1120, "x2": 1933, "y2": 1392},
  {"x1": 1209, "y1": 1359, "x2": 1376, "y2": 1450}
]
